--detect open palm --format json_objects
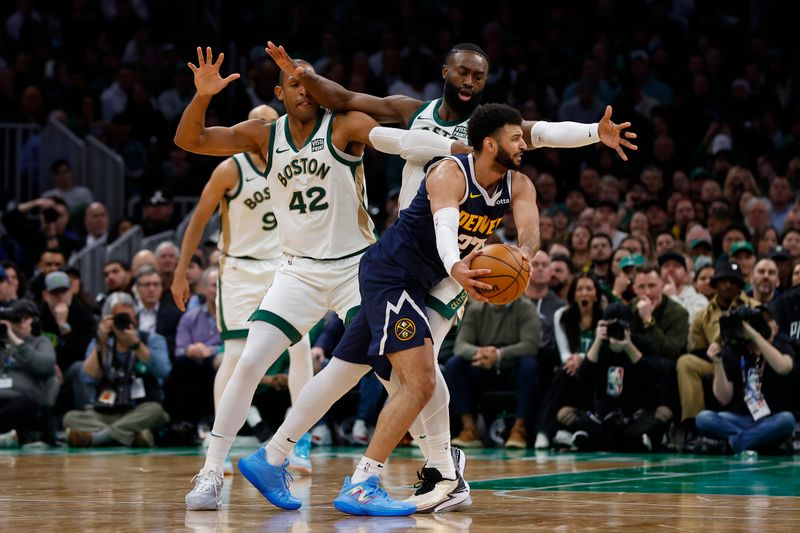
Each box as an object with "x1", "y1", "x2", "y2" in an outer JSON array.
[
  {"x1": 598, "y1": 105, "x2": 638, "y2": 161},
  {"x1": 265, "y1": 41, "x2": 305, "y2": 79},
  {"x1": 188, "y1": 47, "x2": 240, "y2": 96}
]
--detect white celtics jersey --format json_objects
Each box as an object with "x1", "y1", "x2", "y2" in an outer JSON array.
[
  {"x1": 265, "y1": 110, "x2": 376, "y2": 259},
  {"x1": 218, "y1": 152, "x2": 282, "y2": 261},
  {"x1": 399, "y1": 98, "x2": 470, "y2": 210}
]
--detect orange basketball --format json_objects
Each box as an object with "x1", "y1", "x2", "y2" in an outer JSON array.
[{"x1": 469, "y1": 243, "x2": 530, "y2": 305}]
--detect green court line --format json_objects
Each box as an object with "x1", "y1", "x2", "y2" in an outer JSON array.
[{"x1": 470, "y1": 456, "x2": 800, "y2": 497}]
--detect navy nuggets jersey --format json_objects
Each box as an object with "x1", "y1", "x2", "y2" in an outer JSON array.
[{"x1": 377, "y1": 153, "x2": 513, "y2": 287}]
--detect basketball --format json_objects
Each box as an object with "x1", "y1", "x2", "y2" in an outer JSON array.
[{"x1": 470, "y1": 243, "x2": 530, "y2": 305}]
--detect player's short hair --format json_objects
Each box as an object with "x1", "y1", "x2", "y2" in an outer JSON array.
[
  {"x1": 278, "y1": 59, "x2": 314, "y2": 86},
  {"x1": 467, "y1": 103, "x2": 523, "y2": 150},
  {"x1": 446, "y1": 43, "x2": 489, "y2": 64}
]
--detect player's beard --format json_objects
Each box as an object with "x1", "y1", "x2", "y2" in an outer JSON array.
[
  {"x1": 443, "y1": 79, "x2": 482, "y2": 118},
  {"x1": 495, "y1": 145, "x2": 522, "y2": 171}
]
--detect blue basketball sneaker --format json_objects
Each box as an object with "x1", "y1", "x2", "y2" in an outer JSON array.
[
  {"x1": 287, "y1": 433, "x2": 312, "y2": 475},
  {"x1": 333, "y1": 476, "x2": 416, "y2": 516},
  {"x1": 238, "y1": 448, "x2": 301, "y2": 510}
]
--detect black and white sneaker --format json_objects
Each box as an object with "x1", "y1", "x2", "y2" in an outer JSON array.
[{"x1": 404, "y1": 446, "x2": 472, "y2": 513}]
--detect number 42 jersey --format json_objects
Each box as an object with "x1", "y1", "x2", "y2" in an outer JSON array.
[
  {"x1": 374, "y1": 152, "x2": 512, "y2": 289},
  {"x1": 264, "y1": 109, "x2": 376, "y2": 260}
]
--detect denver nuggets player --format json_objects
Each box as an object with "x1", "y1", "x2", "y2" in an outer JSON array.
[
  {"x1": 266, "y1": 41, "x2": 637, "y2": 512},
  {"x1": 172, "y1": 104, "x2": 316, "y2": 475},
  {"x1": 257, "y1": 103, "x2": 538, "y2": 516},
  {"x1": 175, "y1": 47, "x2": 466, "y2": 512}
]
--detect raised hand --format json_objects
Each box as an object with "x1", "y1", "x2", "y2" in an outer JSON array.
[
  {"x1": 187, "y1": 47, "x2": 240, "y2": 96},
  {"x1": 265, "y1": 41, "x2": 305, "y2": 79},
  {"x1": 598, "y1": 105, "x2": 638, "y2": 161}
]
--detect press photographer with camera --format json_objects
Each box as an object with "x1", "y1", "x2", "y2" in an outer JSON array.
[
  {"x1": 695, "y1": 306, "x2": 796, "y2": 455},
  {"x1": 0, "y1": 300, "x2": 59, "y2": 447},
  {"x1": 63, "y1": 292, "x2": 170, "y2": 447},
  {"x1": 556, "y1": 303, "x2": 663, "y2": 451}
]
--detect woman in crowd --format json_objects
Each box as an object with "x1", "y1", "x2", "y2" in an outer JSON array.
[{"x1": 570, "y1": 226, "x2": 592, "y2": 271}]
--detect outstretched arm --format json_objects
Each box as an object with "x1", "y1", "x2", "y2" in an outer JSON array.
[
  {"x1": 266, "y1": 41, "x2": 421, "y2": 126},
  {"x1": 175, "y1": 47, "x2": 268, "y2": 156},
  {"x1": 172, "y1": 159, "x2": 238, "y2": 311},
  {"x1": 522, "y1": 105, "x2": 638, "y2": 161},
  {"x1": 331, "y1": 110, "x2": 470, "y2": 159}
]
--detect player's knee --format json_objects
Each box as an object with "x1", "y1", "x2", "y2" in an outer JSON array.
[{"x1": 407, "y1": 374, "x2": 436, "y2": 405}]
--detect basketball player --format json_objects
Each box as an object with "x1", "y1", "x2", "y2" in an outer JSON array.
[
  {"x1": 255, "y1": 103, "x2": 542, "y2": 516},
  {"x1": 172, "y1": 104, "x2": 317, "y2": 475},
  {"x1": 176, "y1": 47, "x2": 469, "y2": 512},
  {"x1": 265, "y1": 41, "x2": 637, "y2": 511}
]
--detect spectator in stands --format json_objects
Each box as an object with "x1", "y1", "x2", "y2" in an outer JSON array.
[
  {"x1": 693, "y1": 263, "x2": 716, "y2": 300},
  {"x1": 38, "y1": 271, "x2": 95, "y2": 410},
  {"x1": 448, "y1": 297, "x2": 541, "y2": 449},
  {"x1": 655, "y1": 231, "x2": 676, "y2": 259},
  {"x1": 754, "y1": 227, "x2": 780, "y2": 258},
  {"x1": 596, "y1": 200, "x2": 627, "y2": 248},
  {"x1": 141, "y1": 191, "x2": 176, "y2": 237},
  {"x1": 0, "y1": 299, "x2": 58, "y2": 447},
  {"x1": 536, "y1": 274, "x2": 602, "y2": 448},
  {"x1": 64, "y1": 292, "x2": 170, "y2": 447},
  {"x1": 570, "y1": 226, "x2": 591, "y2": 271},
  {"x1": 83, "y1": 202, "x2": 109, "y2": 247},
  {"x1": 164, "y1": 268, "x2": 221, "y2": 426},
  {"x1": 750, "y1": 258, "x2": 781, "y2": 306},
  {"x1": 41, "y1": 160, "x2": 93, "y2": 216},
  {"x1": 549, "y1": 255, "x2": 573, "y2": 302},
  {"x1": 525, "y1": 251, "x2": 565, "y2": 360},
  {"x1": 696, "y1": 308, "x2": 795, "y2": 454},
  {"x1": 588, "y1": 233, "x2": 614, "y2": 286},
  {"x1": 133, "y1": 265, "x2": 182, "y2": 358},
  {"x1": 0, "y1": 266, "x2": 15, "y2": 305},
  {"x1": 131, "y1": 249, "x2": 157, "y2": 277},
  {"x1": 612, "y1": 253, "x2": 645, "y2": 304},
  {"x1": 100, "y1": 65, "x2": 134, "y2": 122},
  {"x1": 675, "y1": 262, "x2": 759, "y2": 450},
  {"x1": 781, "y1": 228, "x2": 800, "y2": 262},
  {"x1": 155, "y1": 241, "x2": 179, "y2": 289},
  {"x1": 730, "y1": 241, "x2": 757, "y2": 287},
  {"x1": 65, "y1": 267, "x2": 98, "y2": 315},
  {"x1": 769, "y1": 176, "x2": 794, "y2": 232},
  {"x1": 0, "y1": 261, "x2": 30, "y2": 301},
  {"x1": 1, "y1": 197, "x2": 82, "y2": 273},
  {"x1": 97, "y1": 260, "x2": 132, "y2": 310},
  {"x1": 557, "y1": 303, "x2": 664, "y2": 451},
  {"x1": 659, "y1": 250, "x2": 709, "y2": 324},
  {"x1": 29, "y1": 248, "x2": 66, "y2": 300}
]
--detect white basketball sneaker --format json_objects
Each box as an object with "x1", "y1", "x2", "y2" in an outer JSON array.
[
  {"x1": 405, "y1": 447, "x2": 472, "y2": 513},
  {"x1": 185, "y1": 467, "x2": 224, "y2": 511}
]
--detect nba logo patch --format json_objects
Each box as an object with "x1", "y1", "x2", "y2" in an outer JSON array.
[
  {"x1": 606, "y1": 366, "x2": 624, "y2": 397},
  {"x1": 394, "y1": 318, "x2": 416, "y2": 341},
  {"x1": 311, "y1": 138, "x2": 324, "y2": 152}
]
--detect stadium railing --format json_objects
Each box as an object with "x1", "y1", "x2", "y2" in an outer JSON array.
[
  {"x1": 39, "y1": 117, "x2": 86, "y2": 193},
  {"x1": 106, "y1": 225, "x2": 144, "y2": 264},
  {"x1": 86, "y1": 135, "x2": 125, "y2": 225},
  {"x1": 68, "y1": 238, "x2": 107, "y2": 299},
  {"x1": 142, "y1": 229, "x2": 177, "y2": 252},
  {"x1": 0, "y1": 122, "x2": 42, "y2": 201}
]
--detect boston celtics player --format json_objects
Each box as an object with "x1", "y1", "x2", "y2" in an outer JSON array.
[
  {"x1": 175, "y1": 47, "x2": 467, "y2": 512},
  {"x1": 267, "y1": 40, "x2": 637, "y2": 512},
  {"x1": 172, "y1": 104, "x2": 316, "y2": 476}
]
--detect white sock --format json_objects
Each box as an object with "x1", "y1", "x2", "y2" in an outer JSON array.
[
  {"x1": 266, "y1": 429, "x2": 296, "y2": 466},
  {"x1": 413, "y1": 432, "x2": 431, "y2": 459},
  {"x1": 287, "y1": 334, "x2": 313, "y2": 403},
  {"x1": 263, "y1": 358, "x2": 369, "y2": 460},
  {"x1": 204, "y1": 432, "x2": 235, "y2": 472},
  {"x1": 352, "y1": 456, "x2": 384, "y2": 483},
  {"x1": 426, "y1": 432, "x2": 455, "y2": 479}
]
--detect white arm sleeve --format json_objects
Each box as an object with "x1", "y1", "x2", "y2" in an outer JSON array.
[
  {"x1": 530, "y1": 121, "x2": 599, "y2": 148},
  {"x1": 368, "y1": 127, "x2": 456, "y2": 161},
  {"x1": 432, "y1": 207, "x2": 461, "y2": 276}
]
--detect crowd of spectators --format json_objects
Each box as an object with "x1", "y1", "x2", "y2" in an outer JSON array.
[{"x1": 1, "y1": 1, "x2": 800, "y2": 454}]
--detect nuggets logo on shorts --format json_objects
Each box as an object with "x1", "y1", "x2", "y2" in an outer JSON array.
[{"x1": 394, "y1": 318, "x2": 416, "y2": 341}]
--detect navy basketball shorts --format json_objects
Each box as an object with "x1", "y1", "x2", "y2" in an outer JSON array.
[{"x1": 333, "y1": 251, "x2": 432, "y2": 380}]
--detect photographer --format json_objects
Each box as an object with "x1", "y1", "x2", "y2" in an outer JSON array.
[
  {"x1": 695, "y1": 307, "x2": 796, "y2": 454},
  {"x1": 63, "y1": 292, "x2": 170, "y2": 447},
  {"x1": 556, "y1": 303, "x2": 664, "y2": 452},
  {"x1": 0, "y1": 300, "x2": 59, "y2": 447}
]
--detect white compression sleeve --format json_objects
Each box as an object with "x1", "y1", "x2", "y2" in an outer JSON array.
[
  {"x1": 368, "y1": 127, "x2": 455, "y2": 161},
  {"x1": 530, "y1": 120, "x2": 599, "y2": 148},
  {"x1": 433, "y1": 207, "x2": 461, "y2": 276},
  {"x1": 287, "y1": 334, "x2": 313, "y2": 403}
]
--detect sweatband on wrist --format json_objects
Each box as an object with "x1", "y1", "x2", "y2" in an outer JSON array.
[
  {"x1": 530, "y1": 121, "x2": 599, "y2": 148},
  {"x1": 432, "y1": 207, "x2": 461, "y2": 275},
  {"x1": 369, "y1": 127, "x2": 455, "y2": 161}
]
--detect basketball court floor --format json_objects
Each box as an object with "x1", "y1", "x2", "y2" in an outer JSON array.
[{"x1": 3, "y1": 441, "x2": 800, "y2": 531}]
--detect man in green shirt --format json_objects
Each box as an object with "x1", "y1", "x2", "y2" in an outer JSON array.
[{"x1": 446, "y1": 298, "x2": 541, "y2": 449}]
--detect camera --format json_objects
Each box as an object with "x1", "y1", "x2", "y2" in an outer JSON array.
[
  {"x1": 0, "y1": 307, "x2": 22, "y2": 339},
  {"x1": 112, "y1": 312, "x2": 133, "y2": 331},
  {"x1": 719, "y1": 307, "x2": 771, "y2": 346},
  {"x1": 42, "y1": 207, "x2": 60, "y2": 223},
  {"x1": 607, "y1": 319, "x2": 630, "y2": 341}
]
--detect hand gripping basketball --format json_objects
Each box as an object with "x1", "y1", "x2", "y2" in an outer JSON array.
[
  {"x1": 469, "y1": 243, "x2": 531, "y2": 305},
  {"x1": 450, "y1": 248, "x2": 493, "y2": 303}
]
